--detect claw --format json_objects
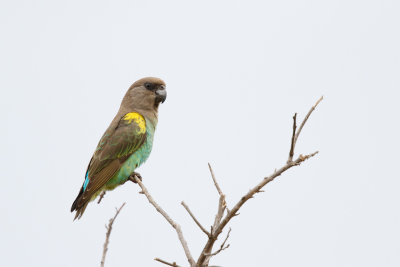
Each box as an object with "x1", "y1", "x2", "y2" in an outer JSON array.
[{"x1": 129, "y1": 172, "x2": 142, "y2": 183}]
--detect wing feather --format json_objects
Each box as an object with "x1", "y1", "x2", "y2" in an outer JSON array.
[{"x1": 71, "y1": 112, "x2": 147, "y2": 215}]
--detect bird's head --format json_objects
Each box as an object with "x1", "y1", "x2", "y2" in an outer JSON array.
[{"x1": 122, "y1": 77, "x2": 167, "y2": 112}]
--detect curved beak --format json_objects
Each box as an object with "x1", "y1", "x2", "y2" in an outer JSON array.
[{"x1": 155, "y1": 86, "x2": 167, "y2": 103}]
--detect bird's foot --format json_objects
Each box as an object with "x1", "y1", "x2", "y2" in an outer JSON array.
[{"x1": 128, "y1": 172, "x2": 142, "y2": 183}]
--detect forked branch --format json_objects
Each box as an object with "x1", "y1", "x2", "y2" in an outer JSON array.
[{"x1": 196, "y1": 97, "x2": 322, "y2": 266}]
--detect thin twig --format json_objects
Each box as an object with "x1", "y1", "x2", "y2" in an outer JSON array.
[
  {"x1": 208, "y1": 163, "x2": 229, "y2": 212},
  {"x1": 154, "y1": 258, "x2": 182, "y2": 267},
  {"x1": 100, "y1": 202, "x2": 126, "y2": 267},
  {"x1": 130, "y1": 175, "x2": 196, "y2": 267},
  {"x1": 294, "y1": 96, "x2": 323, "y2": 147},
  {"x1": 203, "y1": 226, "x2": 231, "y2": 266},
  {"x1": 97, "y1": 191, "x2": 106, "y2": 204},
  {"x1": 205, "y1": 228, "x2": 231, "y2": 257},
  {"x1": 181, "y1": 201, "x2": 211, "y2": 237},
  {"x1": 208, "y1": 163, "x2": 224, "y2": 198},
  {"x1": 287, "y1": 113, "x2": 297, "y2": 163}
]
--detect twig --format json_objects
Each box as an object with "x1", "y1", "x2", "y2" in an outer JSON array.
[
  {"x1": 101, "y1": 202, "x2": 126, "y2": 267},
  {"x1": 293, "y1": 96, "x2": 323, "y2": 147},
  {"x1": 97, "y1": 191, "x2": 106, "y2": 204},
  {"x1": 181, "y1": 201, "x2": 211, "y2": 237},
  {"x1": 287, "y1": 113, "x2": 297, "y2": 163},
  {"x1": 205, "y1": 228, "x2": 231, "y2": 257},
  {"x1": 154, "y1": 258, "x2": 182, "y2": 267},
  {"x1": 208, "y1": 163, "x2": 224, "y2": 198},
  {"x1": 208, "y1": 163, "x2": 229, "y2": 212},
  {"x1": 130, "y1": 175, "x2": 196, "y2": 267},
  {"x1": 212, "y1": 196, "x2": 226, "y2": 235},
  {"x1": 208, "y1": 163, "x2": 228, "y2": 239}
]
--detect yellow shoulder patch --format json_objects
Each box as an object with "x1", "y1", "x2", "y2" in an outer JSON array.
[{"x1": 123, "y1": 112, "x2": 146, "y2": 134}]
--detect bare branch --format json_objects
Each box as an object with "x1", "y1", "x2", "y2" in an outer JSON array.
[
  {"x1": 205, "y1": 243, "x2": 230, "y2": 257},
  {"x1": 130, "y1": 175, "x2": 196, "y2": 267},
  {"x1": 197, "y1": 97, "x2": 322, "y2": 266},
  {"x1": 294, "y1": 96, "x2": 323, "y2": 147},
  {"x1": 181, "y1": 201, "x2": 211, "y2": 237},
  {"x1": 97, "y1": 191, "x2": 106, "y2": 204},
  {"x1": 154, "y1": 258, "x2": 182, "y2": 267},
  {"x1": 197, "y1": 151, "x2": 318, "y2": 266},
  {"x1": 205, "y1": 228, "x2": 231, "y2": 257},
  {"x1": 208, "y1": 163, "x2": 230, "y2": 211},
  {"x1": 208, "y1": 163, "x2": 224, "y2": 198},
  {"x1": 212, "y1": 195, "x2": 226, "y2": 235},
  {"x1": 101, "y1": 202, "x2": 126, "y2": 267},
  {"x1": 287, "y1": 113, "x2": 297, "y2": 163}
]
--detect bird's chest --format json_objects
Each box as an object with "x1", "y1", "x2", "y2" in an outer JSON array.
[
  {"x1": 134, "y1": 119, "x2": 155, "y2": 163},
  {"x1": 132, "y1": 129, "x2": 154, "y2": 166},
  {"x1": 111, "y1": 121, "x2": 155, "y2": 185}
]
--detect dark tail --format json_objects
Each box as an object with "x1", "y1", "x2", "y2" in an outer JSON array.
[{"x1": 71, "y1": 188, "x2": 89, "y2": 220}]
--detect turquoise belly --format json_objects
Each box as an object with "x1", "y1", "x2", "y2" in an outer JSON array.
[{"x1": 104, "y1": 122, "x2": 155, "y2": 190}]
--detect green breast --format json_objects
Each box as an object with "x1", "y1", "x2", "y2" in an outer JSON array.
[{"x1": 105, "y1": 119, "x2": 156, "y2": 189}]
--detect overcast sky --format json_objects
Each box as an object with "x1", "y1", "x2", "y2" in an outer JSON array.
[{"x1": 1, "y1": 0, "x2": 399, "y2": 266}]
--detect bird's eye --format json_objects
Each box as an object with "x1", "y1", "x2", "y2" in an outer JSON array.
[{"x1": 144, "y1": 82, "x2": 153, "y2": 90}]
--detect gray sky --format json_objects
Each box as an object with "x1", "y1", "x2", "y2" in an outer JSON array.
[{"x1": 1, "y1": 0, "x2": 399, "y2": 266}]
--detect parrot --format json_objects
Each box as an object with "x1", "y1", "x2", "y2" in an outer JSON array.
[{"x1": 71, "y1": 77, "x2": 167, "y2": 219}]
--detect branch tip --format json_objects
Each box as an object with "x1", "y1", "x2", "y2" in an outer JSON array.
[
  {"x1": 294, "y1": 96, "x2": 323, "y2": 147},
  {"x1": 100, "y1": 202, "x2": 126, "y2": 267},
  {"x1": 208, "y1": 163, "x2": 226, "y2": 200},
  {"x1": 181, "y1": 201, "x2": 211, "y2": 237}
]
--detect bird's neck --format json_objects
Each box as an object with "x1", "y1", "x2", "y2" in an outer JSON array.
[{"x1": 117, "y1": 106, "x2": 158, "y2": 127}]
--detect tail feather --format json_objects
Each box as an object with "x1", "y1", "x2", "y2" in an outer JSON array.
[
  {"x1": 73, "y1": 201, "x2": 89, "y2": 220},
  {"x1": 71, "y1": 187, "x2": 89, "y2": 220}
]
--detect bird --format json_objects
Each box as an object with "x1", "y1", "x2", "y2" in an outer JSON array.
[{"x1": 71, "y1": 77, "x2": 167, "y2": 220}]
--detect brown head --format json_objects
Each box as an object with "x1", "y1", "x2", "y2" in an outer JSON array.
[{"x1": 120, "y1": 77, "x2": 167, "y2": 116}]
